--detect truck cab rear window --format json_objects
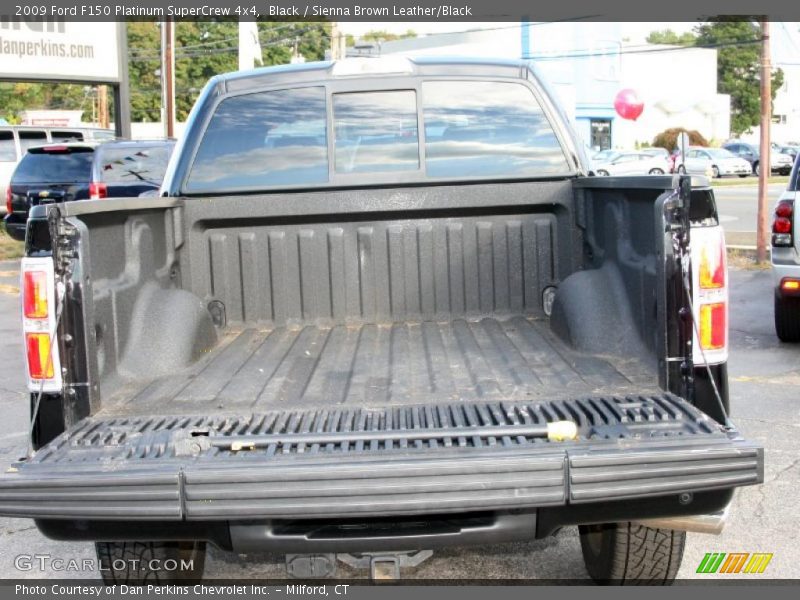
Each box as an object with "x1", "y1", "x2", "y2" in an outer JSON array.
[
  {"x1": 186, "y1": 87, "x2": 328, "y2": 193},
  {"x1": 333, "y1": 90, "x2": 419, "y2": 174},
  {"x1": 422, "y1": 81, "x2": 568, "y2": 178}
]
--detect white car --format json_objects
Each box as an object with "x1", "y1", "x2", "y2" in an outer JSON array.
[
  {"x1": 593, "y1": 151, "x2": 670, "y2": 176},
  {"x1": 675, "y1": 147, "x2": 752, "y2": 178}
]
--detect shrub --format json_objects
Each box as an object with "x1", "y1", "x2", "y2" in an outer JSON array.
[{"x1": 652, "y1": 128, "x2": 709, "y2": 152}]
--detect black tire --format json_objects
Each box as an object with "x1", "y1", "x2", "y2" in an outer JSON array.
[
  {"x1": 754, "y1": 161, "x2": 761, "y2": 176},
  {"x1": 579, "y1": 522, "x2": 686, "y2": 585},
  {"x1": 95, "y1": 541, "x2": 206, "y2": 584},
  {"x1": 711, "y1": 165, "x2": 720, "y2": 178},
  {"x1": 649, "y1": 168, "x2": 664, "y2": 175},
  {"x1": 739, "y1": 174, "x2": 748, "y2": 178},
  {"x1": 677, "y1": 165, "x2": 686, "y2": 174},
  {"x1": 597, "y1": 169, "x2": 610, "y2": 176},
  {"x1": 775, "y1": 295, "x2": 800, "y2": 342}
]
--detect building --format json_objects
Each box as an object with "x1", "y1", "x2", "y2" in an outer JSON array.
[{"x1": 366, "y1": 23, "x2": 731, "y2": 150}]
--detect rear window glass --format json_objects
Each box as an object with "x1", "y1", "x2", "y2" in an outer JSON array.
[
  {"x1": 13, "y1": 149, "x2": 94, "y2": 184},
  {"x1": 51, "y1": 130, "x2": 84, "y2": 142},
  {"x1": 422, "y1": 81, "x2": 568, "y2": 178},
  {"x1": 18, "y1": 131, "x2": 48, "y2": 152},
  {"x1": 0, "y1": 131, "x2": 16, "y2": 161},
  {"x1": 333, "y1": 91, "x2": 419, "y2": 173},
  {"x1": 186, "y1": 87, "x2": 328, "y2": 193},
  {"x1": 98, "y1": 145, "x2": 173, "y2": 185}
]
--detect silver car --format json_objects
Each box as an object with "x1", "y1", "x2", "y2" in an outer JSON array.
[
  {"x1": 771, "y1": 154, "x2": 800, "y2": 340},
  {"x1": 675, "y1": 147, "x2": 752, "y2": 178}
]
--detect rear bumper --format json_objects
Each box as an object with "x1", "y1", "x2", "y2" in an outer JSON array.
[
  {"x1": 0, "y1": 394, "x2": 763, "y2": 522},
  {"x1": 2, "y1": 214, "x2": 26, "y2": 241}
]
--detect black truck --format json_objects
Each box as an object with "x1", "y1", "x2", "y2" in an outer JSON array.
[{"x1": 0, "y1": 58, "x2": 762, "y2": 584}]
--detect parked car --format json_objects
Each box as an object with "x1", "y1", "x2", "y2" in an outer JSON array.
[
  {"x1": 772, "y1": 153, "x2": 800, "y2": 340},
  {"x1": 674, "y1": 147, "x2": 752, "y2": 178},
  {"x1": 0, "y1": 57, "x2": 761, "y2": 585},
  {"x1": 4, "y1": 139, "x2": 175, "y2": 240},
  {"x1": 776, "y1": 145, "x2": 799, "y2": 162},
  {"x1": 722, "y1": 141, "x2": 794, "y2": 176},
  {"x1": 640, "y1": 147, "x2": 670, "y2": 160},
  {"x1": 593, "y1": 151, "x2": 670, "y2": 176},
  {"x1": 0, "y1": 125, "x2": 114, "y2": 215},
  {"x1": 591, "y1": 148, "x2": 616, "y2": 162}
]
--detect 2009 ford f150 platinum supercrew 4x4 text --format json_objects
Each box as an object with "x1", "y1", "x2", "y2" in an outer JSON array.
[{"x1": 0, "y1": 58, "x2": 763, "y2": 584}]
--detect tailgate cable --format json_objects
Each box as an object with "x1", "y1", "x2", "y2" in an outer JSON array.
[
  {"x1": 28, "y1": 279, "x2": 66, "y2": 457},
  {"x1": 672, "y1": 211, "x2": 732, "y2": 429}
]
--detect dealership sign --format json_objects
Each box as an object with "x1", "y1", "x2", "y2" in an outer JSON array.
[{"x1": 0, "y1": 20, "x2": 119, "y2": 83}]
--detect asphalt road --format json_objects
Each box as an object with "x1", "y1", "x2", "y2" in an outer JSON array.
[
  {"x1": 0, "y1": 261, "x2": 797, "y2": 582},
  {"x1": 716, "y1": 182, "x2": 787, "y2": 246}
]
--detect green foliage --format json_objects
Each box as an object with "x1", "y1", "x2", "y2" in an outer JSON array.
[
  {"x1": 695, "y1": 20, "x2": 784, "y2": 136},
  {"x1": 646, "y1": 29, "x2": 697, "y2": 45},
  {"x1": 360, "y1": 29, "x2": 417, "y2": 42},
  {"x1": 652, "y1": 127, "x2": 709, "y2": 152}
]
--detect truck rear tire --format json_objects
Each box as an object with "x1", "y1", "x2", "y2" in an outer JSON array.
[
  {"x1": 578, "y1": 522, "x2": 685, "y2": 584},
  {"x1": 95, "y1": 541, "x2": 206, "y2": 584},
  {"x1": 775, "y1": 295, "x2": 800, "y2": 342}
]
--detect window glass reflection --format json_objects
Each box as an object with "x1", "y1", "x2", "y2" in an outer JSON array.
[
  {"x1": 187, "y1": 87, "x2": 328, "y2": 192},
  {"x1": 333, "y1": 91, "x2": 419, "y2": 174},
  {"x1": 422, "y1": 81, "x2": 569, "y2": 178}
]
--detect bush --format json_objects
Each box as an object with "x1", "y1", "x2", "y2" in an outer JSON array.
[{"x1": 652, "y1": 128, "x2": 709, "y2": 152}]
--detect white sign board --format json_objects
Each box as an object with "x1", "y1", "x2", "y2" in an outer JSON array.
[{"x1": 0, "y1": 21, "x2": 119, "y2": 83}]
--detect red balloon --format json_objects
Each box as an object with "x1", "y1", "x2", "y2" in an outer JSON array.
[{"x1": 614, "y1": 89, "x2": 644, "y2": 121}]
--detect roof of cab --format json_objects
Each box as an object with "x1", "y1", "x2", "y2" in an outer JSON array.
[{"x1": 218, "y1": 56, "x2": 531, "y2": 94}]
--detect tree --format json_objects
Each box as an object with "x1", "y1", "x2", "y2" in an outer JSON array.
[
  {"x1": 360, "y1": 29, "x2": 417, "y2": 43},
  {"x1": 695, "y1": 20, "x2": 784, "y2": 136},
  {"x1": 652, "y1": 128, "x2": 709, "y2": 152},
  {"x1": 646, "y1": 29, "x2": 697, "y2": 46}
]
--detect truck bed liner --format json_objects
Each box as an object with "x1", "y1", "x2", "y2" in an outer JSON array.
[{"x1": 102, "y1": 317, "x2": 656, "y2": 417}]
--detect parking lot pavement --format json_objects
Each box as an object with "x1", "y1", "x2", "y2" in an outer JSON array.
[{"x1": 0, "y1": 260, "x2": 797, "y2": 581}]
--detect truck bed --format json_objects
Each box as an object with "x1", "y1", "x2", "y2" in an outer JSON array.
[{"x1": 101, "y1": 317, "x2": 657, "y2": 418}]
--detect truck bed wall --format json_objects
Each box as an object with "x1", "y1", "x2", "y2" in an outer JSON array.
[{"x1": 62, "y1": 178, "x2": 669, "y2": 417}]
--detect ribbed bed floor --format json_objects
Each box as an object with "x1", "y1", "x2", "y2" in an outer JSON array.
[{"x1": 102, "y1": 317, "x2": 658, "y2": 416}]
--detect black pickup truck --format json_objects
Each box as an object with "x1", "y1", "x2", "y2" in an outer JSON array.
[{"x1": 1, "y1": 58, "x2": 762, "y2": 584}]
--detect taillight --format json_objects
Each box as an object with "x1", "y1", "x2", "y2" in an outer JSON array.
[
  {"x1": 698, "y1": 239, "x2": 725, "y2": 289},
  {"x1": 26, "y1": 333, "x2": 55, "y2": 380},
  {"x1": 780, "y1": 278, "x2": 800, "y2": 295},
  {"x1": 772, "y1": 199, "x2": 794, "y2": 247},
  {"x1": 691, "y1": 226, "x2": 728, "y2": 365},
  {"x1": 23, "y1": 271, "x2": 48, "y2": 318},
  {"x1": 89, "y1": 182, "x2": 107, "y2": 200},
  {"x1": 21, "y1": 257, "x2": 61, "y2": 391},
  {"x1": 698, "y1": 303, "x2": 726, "y2": 350},
  {"x1": 5, "y1": 186, "x2": 10, "y2": 214}
]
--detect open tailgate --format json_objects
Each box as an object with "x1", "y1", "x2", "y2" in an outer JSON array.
[{"x1": 0, "y1": 393, "x2": 762, "y2": 520}]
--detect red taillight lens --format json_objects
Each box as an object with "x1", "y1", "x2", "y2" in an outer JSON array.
[
  {"x1": 699, "y1": 302, "x2": 726, "y2": 350},
  {"x1": 26, "y1": 333, "x2": 54, "y2": 379},
  {"x1": 776, "y1": 202, "x2": 793, "y2": 219},
  {"x1": 23, "y1": 271, "x2": 48, "y2": 318},
  {"x1": 773, "y1": 200, "x2": 794, "y2": 247},
  {"x1": 5, "y1": 186, "x2": 10, "y2": 214},
  {"x1": 89, "y1": 182, "x2": 107, "y2": 200},
  {"x1": 774, "y1": 217, "x2": 792, "y2": 234}
]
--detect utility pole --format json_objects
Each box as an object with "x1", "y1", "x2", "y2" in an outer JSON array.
[
  {"x1": 97, "y1": 85, "x2": 108, "y2": 129},
  {"x1": 161, "y1": 19, "x2": 175, "y2": 138},
  {"x1": 757, "y1": 18, "x2": 772, "y2": 264}
]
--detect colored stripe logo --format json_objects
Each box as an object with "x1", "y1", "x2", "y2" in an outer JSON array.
[{"x1": 697, "y1": 553, "x2": 773, "y2": 574}]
